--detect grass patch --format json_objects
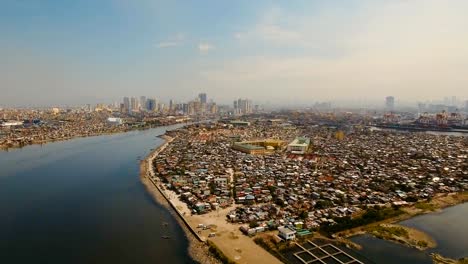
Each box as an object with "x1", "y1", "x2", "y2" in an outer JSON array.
[
  {"x1": 253, "y1": 236, "x2": 292, "y2": 263},
  {"x1": 366, "y1": 225, "x2": 409, "y2": 239},
  {"x1": 321, "y1": 206, "x2": 404, "y2": 234},
  {"x1": 207, "y1": 240, "x2": 236, "y2": 264},
  {"x1": 415, "y1": 202, "x2": 437, "y2": 211}
]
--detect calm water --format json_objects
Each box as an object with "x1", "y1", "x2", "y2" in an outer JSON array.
[
  {"x1": 351, "y1": 203, "x2": 468, "y2": 263},
  {"x1": 0, "y1": 125, "x2": 195, "y2": 264}
]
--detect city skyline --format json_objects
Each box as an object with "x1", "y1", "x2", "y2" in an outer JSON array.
[{"x1": 1, "y1": 0, "x2": 468, "y2": 107}]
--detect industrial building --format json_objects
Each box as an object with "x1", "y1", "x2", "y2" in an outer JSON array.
[
  {"x1": 287, "y1": 137, "x2": 310, "y2": 154},
  {"x1": 232, "y1": 139, "x2": 285, "y2": 154}
]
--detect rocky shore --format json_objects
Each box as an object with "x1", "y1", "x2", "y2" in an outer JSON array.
[{"x1": 139, "y1": 135, "x2": 221, "y2": 264}]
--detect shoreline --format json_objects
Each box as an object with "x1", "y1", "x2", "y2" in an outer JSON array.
[
  {"x1": 0, "y1": 123, "x2": 181, "y2": 151},
  {"x1": 139, "y1": 135, "x2": 221, "y2": 264},
  {"x1": 138, "y1": 128, "x2": 467, "y2": 264},
  {"x1": 140, "y1": 133, "x2": 283, "y2": 264},
  {"x1": 337, "y1": 193, "x2": 468, "y2": 252}
]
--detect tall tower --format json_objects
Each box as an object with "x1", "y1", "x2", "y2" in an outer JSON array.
[
  {"x1": 169, "y1": 99, "x2": 174, "y2": 111},
  {"x1": 385, "y1": 96, "x2": 395, "y2": 111},
  {"x1": 198, "y1": 93, "x2": 207, "y2": 104},
  {"x1": 123, "y1": 97, "x2": 130, "y2": 113},
  {"x1": 130, "y1": 97, "x2": 138, "y2": 111},
  {"x1": 140, "y1": 96, "x2": 147, "y2": 110}
]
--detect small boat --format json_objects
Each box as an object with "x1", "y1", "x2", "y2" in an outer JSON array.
[{"x1": 161, "y1": 236, "x2": 171, "y2": 239}]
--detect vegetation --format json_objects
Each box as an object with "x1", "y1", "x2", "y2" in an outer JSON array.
[
  {"x1": 432, "y1": 254, "x2": 468, "y2": 264},
  {"x1": 321, "y1": 206, "x2": 404, "y2": 234},
  {"x1": 366, "y1": 225, "x2": 409, "y2": 240},
  {"x1": 417, "y1": 240, "x2": 428, "y2": 248},
  {"x1": 253, "y1": 236, "x2": 292, "y2": 263},
  {"x1": 207, "y1": 240, "x2": 236, "y2": 264},
  {"x1": 415, "y1": 202, "x2": 437, "y2": 211},
  {"x1": 249, "y1": 220, "x2": 259, "y2": 228}
]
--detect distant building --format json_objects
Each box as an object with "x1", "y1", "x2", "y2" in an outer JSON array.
[
  {"x1": 169, "y1": 99, "x2": 174, "y2": 111},
  {"x1": 107, "y1": 117, "x2": 123, "y2": 125},
  {"x1": 234, "y1": 98, "x2": 252, "y2": 115},
  {"x1": 146, "y1": 98, "x2": 157, "y2": 111},
  {"x1": 1, "y1": 121, "x2": 24, "y2": 127},
  {"x1": 140, "y1": 96, "x2": 147, "y2": 110},
  {"x1": 232, "y1": 139, "x2": 285, "y2": 155},
  {"x1": 198, "y1": 93, "x2": 207, "y2": 104},
  {"x1": 130, "y1": 97, "x2": 138, "y2": 111},
  {"x1": 51, "y1": 108, "x2": 60, "y2": 114},
  {"x1": 287, "y1": 137, "x2": 310, "y2": 154},
  {"x1": 385, "y1": 96, "x2": 395, "y2": 111},
  {"x1": 123, "y1": 97, "x2": 130, "y2": 113},
  {"x1": 230, "y1": 120, "x2": 251, "y2": 127}
]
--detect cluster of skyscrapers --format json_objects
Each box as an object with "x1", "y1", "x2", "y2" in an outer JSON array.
[
  {"x1": 120, "y1": 93, "x2": 254, "y2": 116},
  {"x1": 233, "y1": 98, "x2": 253, "y2": 115}
]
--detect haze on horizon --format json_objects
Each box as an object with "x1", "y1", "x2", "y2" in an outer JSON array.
[{"x1": 1, "y1": 0, "x2": 467, "y2": 107}]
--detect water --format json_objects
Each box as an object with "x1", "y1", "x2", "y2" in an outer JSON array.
[
  {"x1": 0, "y1": 125, "x2": 195, "y2": 264},
  {"x1": 401, "y1": 203, "x2": 468, "y2": 259},
  {"x1": 351, "y1": 235, "x2": 433, "y2": 264},
  {"x1": 369, "y1": 126, "x2": 467, "y2": 137},
  {"x1": 351, "y1": 203, "x2": 468, "y2": 263}
]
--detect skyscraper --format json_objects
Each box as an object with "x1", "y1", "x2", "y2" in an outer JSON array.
[
  {"x1": 130, "y1": 97, "x2": 138, "y2": 111},
  {"x1": 169, "y1": 99, "x2": 174, "y2": 111},
  {"x1": 385, "y1": 96, "x2": 395, "y2": 111},
  {"x1": 146, "y1": 98, "x2": 156, "y2": 111},
  {"x1": 140, "y1": 96, "x2": 147, "y2": 110},
  {"x1": 234, "y1": 98, "x2": 252, "y2": 115},
  {"x1": 198, "y1": 93, "x2": 207, "y2": 104},
  {"x1": 123, "y1": 97, "x2": 130, "y2": 113}
]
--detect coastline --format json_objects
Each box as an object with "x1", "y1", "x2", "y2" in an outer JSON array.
[
  {"x1": 139, "y1": 135, "x2": 221, "y2": 264},
  {"x1": 0, "y1": 123, "x2": 177, "y2": 151},
  {"x1": 137, "y1": 128, "x2": 467, "y2": 264},
  {"x1": 140, "y1": 134, "x2": 283, "y2": 264},
  {"x1": 337, "y1": 193, "x2": 468, "y2": 252}
]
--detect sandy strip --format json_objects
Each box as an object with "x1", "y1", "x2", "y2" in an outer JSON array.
[
  {"x1": 141, "y1": 135, "x2": 283, "y2": 264},
  {"x1": 140, "y1": 136, "x2": 221, "y2": 264}
]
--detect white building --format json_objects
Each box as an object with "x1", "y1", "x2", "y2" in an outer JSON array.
[
  {"x1": 107, "y1": 117, "x2": 123, "y2": 125},
  {"x1": 278, "y1": 226, "x2": 296, "y2": 241},
  {"x1": 287, "y1": 137, "x2": 310, "y2": 154},
  {"x1": 1, "y1": 121, "x2": 23, "y2": 127}
]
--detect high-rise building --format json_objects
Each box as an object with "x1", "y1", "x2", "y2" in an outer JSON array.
[
  {"x1": 233, "y1": 98, "x2": 252, "y2": 115},
  {"x1": 451, "y1": 96, "x2": 457, "y2": 107},
  {"x1": 385, "y1": 96, "x2": 395, "y2": 111},
  {"x1": 198, "y1": 93, "x2": 207, "y2": 104},
  {"x1": 123, "y1": 97, "x2": 130, "y2": 113},
  {"x1": 146, "y1": 98, "x2": 156, "y2": 111},
  {"x1": 130, "y1": 97, "x2": 138, "y2": 111},
  {"x1": 140, "y1": 96, "x2": 147, "y2": 110},
  {"x1": 209, "y1": 103, "x2": 218, "y2": 114},
  {"x1": 169, "y1": 99, "x2": 174, "y2": 111}
]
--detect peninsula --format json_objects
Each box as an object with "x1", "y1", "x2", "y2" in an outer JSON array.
[{"x1": 141, "y1": 116, "x2": 467, "y2": 263}]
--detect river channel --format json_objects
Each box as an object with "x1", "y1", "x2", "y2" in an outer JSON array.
[{"x1": 0, "y1": 125, "x2": 195, "y2": 264}]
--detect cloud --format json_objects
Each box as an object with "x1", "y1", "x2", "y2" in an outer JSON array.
[
  {"x1": 198, "y1": 42, "x2": 215, "y2": 53},
  {"x1": 203, "y1": 0, "x2": 468, "y2": 100},
  {"x1": 156, "y1": 41, "x2": 180, "y2": 48},
  {"x1": 156, "y1": 33, "x2": 185, "y2": 48}
]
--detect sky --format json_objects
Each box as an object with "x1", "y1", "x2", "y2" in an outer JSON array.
[{"x1": 1, "y1": 0, "x2": 468, "y2": 107}]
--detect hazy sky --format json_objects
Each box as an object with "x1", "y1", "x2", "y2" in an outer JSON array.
[{"x1": 1, "y1": 0, "x2": 467, "y2": 107}]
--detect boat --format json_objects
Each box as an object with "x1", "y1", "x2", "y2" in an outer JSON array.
[{"x1": 161, "y1": 236, "x2": 171, "y2": 239}]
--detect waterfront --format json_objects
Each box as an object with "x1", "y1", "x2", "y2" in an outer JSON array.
[
  {"x1": 351, "y1": 203, "x2": 468, "y2": 263},
  {"x1": 0, "y1": 125, "x2": 195, "y2": 264}
]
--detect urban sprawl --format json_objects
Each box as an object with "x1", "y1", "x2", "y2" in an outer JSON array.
[{"x1": 153, "y1": 117, "x2": 467, "y2": 240}]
